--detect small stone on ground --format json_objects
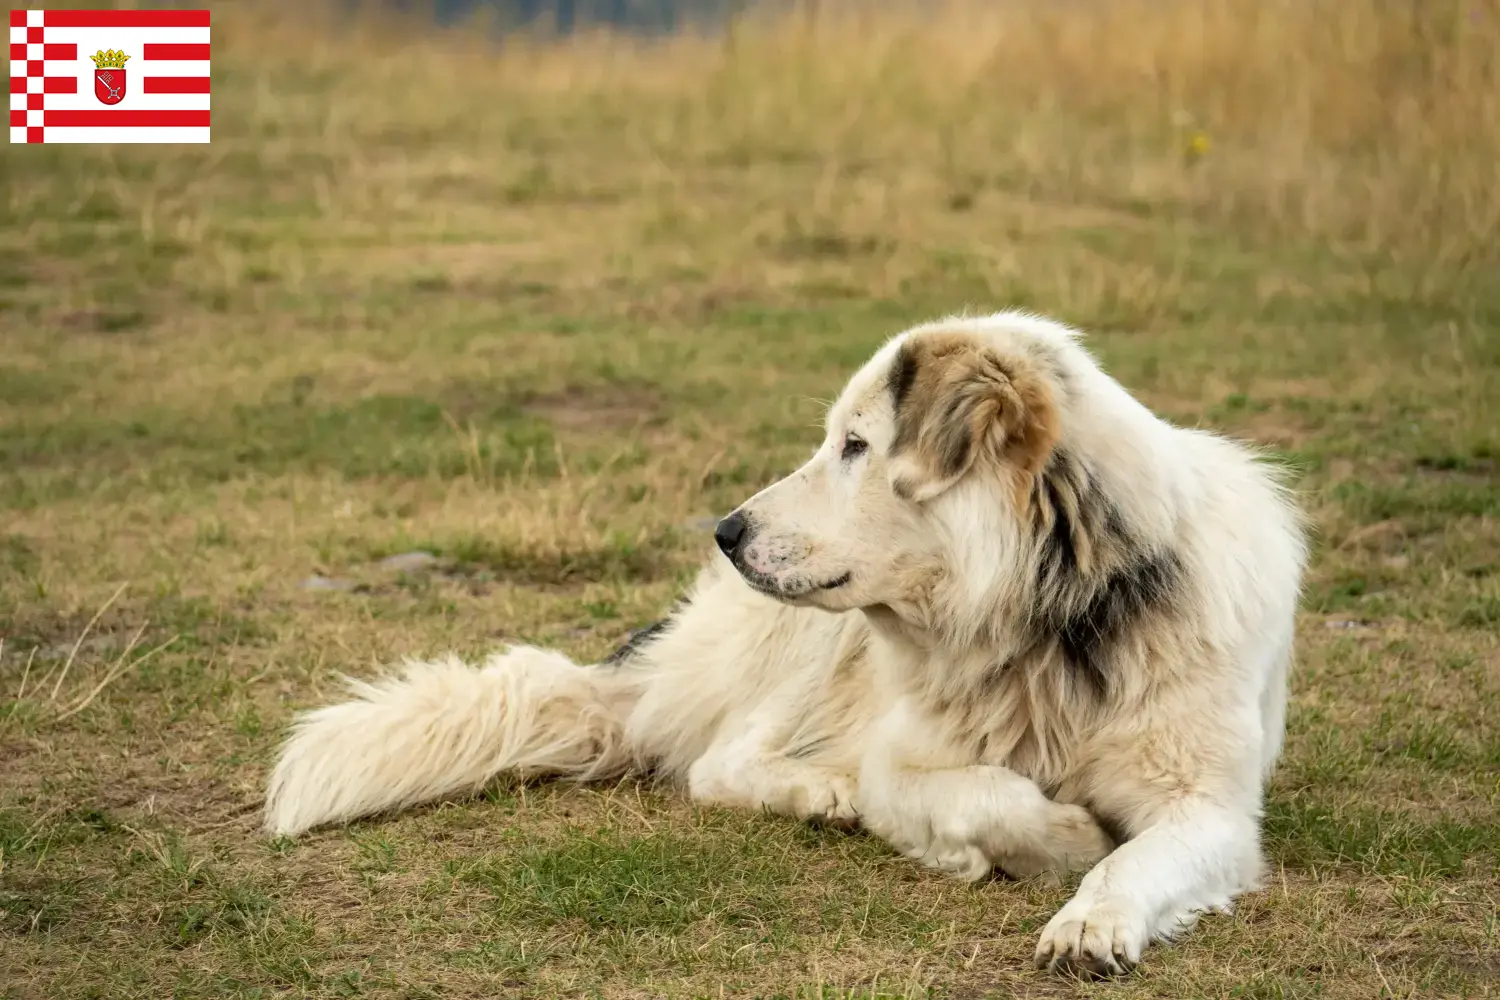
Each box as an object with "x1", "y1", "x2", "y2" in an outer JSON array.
[
  {"x1": 378, "y1": 551, "x2": 440, "y2": 573},
  {"x1": 301, "y1": 575, "x2": 357, "y2": 592}
]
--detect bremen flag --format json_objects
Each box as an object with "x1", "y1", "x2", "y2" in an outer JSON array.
[{"x1": 9, "y1": 8, "x2": 210, "y2": 143}]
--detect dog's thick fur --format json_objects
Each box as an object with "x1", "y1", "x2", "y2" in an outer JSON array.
[{"x1": 263, "y1": 311, "x2": 1307, "y2": 976}]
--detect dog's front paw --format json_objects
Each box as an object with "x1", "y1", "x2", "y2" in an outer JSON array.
[
  {"x1": 791, "y1": 772, "x2": 861, "y2": 830},
  {"x1": 979, "y1": 802, "x2": 1114, "y2": 881},
  {"x1": 864, "y1": 802, "x2": 995, "y2": 881},
  {"x1": 888, "y1": 834, "x2": 988, "y2": 881},
  {"x1": 1033, "y1": 897, "x2": 1149, "y2": 979}
]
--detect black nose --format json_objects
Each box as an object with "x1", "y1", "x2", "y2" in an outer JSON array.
[{"x1": 714, "y1": 510, "x2": 748, "y2": 558}]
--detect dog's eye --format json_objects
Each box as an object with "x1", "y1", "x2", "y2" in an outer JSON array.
[{"x1": 840, "y1": 433, "x2": 868, "y2": 461}]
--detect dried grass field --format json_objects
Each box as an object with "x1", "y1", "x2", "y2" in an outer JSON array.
[{"x1": 1, "y1": 1, "x2": 1498, "y2": 997}]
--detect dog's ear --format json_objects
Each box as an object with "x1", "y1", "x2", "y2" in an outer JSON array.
[{"x1": 885, "y1": 335, "x2": 1059, "y2": 503}]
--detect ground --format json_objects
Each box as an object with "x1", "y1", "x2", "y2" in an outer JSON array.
[{"x1": 1, "y1": 2, "x2": 1497, "y2": 998}]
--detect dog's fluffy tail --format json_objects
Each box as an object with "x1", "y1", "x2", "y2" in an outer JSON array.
[{"x1": 263, "y1": 646, "x2": 639, "y2": 837}]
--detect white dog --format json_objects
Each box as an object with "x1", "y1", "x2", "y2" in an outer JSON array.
[{"x1": 263, "y1": 311, "x2": 1307, "y2": 977}]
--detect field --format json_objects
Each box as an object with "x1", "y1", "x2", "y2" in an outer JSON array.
[{"x1": 2, "y1": 1, "x2": 1498, "y2": 997}]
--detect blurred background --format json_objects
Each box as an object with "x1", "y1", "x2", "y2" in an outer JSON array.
[
  {"x1": 394, "y1": 0, "x2": 744, "y2": 32},
  {"x1": 2, "y1": 2, "x2": 1497, "y2": 998}
]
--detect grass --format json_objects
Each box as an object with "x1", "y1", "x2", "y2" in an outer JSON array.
[{"x1": 2, "y1": 0, "x2": 1498, "y2": 996}]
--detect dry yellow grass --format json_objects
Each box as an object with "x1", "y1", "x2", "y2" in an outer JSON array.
[
  {"x1": 1, "y1": 1, "x2": 1497, "y2": 998},
  {"x1": 232, "y1": 0, "x2": 1500, "y2": 255}
]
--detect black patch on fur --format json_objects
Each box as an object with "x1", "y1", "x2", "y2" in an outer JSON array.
[
  {"x1": 602, "y1": 596, "x2": 691, "y2": 665},
  {"x1": 1055, "y1": 550, "x2": 1182, "y2": 695},
  {"x1": 1028, "y1": 450, "x2": 1184, "y2": 696},
  {"x1": 1031, "y1": 450, "x2": 1131, "y2": 582},
  {"x1": 936, "y1": 395, "x2": 973, "y2": 477},
  {"x1": 602, "y1": 620, "x2": 669, "y2": 665},
  {"x1": 887, "y1": 343, "x2": 919, "y2": 414},
  {"x1": 1036, "y1": 469, "x2": 1080, "y2": 576}
]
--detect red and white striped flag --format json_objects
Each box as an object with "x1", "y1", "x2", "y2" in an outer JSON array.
[{"x1": 9, "y1": 8, "x2": 210, "y2": 144}]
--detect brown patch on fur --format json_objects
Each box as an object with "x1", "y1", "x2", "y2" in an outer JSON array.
[{"x1": 888, "y1": 331, "x2": 1061, "y2": 501}]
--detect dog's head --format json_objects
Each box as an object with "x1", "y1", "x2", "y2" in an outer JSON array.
[{"x1": 715, "y1": 319, "x2": 1065, "y2": 617}]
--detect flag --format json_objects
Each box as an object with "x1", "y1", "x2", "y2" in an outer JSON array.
[{"x1": 9, "y1": 8, "x2": 210, "y2": 144}]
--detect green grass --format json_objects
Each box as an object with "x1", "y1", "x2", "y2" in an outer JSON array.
[{"x1": 2, "y1": 1, "x2": 1498, "y2": 997}]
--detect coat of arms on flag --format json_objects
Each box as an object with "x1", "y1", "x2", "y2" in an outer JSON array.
[
  {"x1": 9, "y1": 8, "x2": 211, "y2": 144},
  {"x1": 91, "y1": 47, "x2": 128, "y2": 105}
]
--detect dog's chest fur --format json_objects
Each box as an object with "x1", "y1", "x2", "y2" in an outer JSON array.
[{"x1": 910, "y1": 643, "x2": 1099, "y2": 794}]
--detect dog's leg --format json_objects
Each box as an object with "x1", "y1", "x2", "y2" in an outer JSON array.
[
  {"x1": 1033, "y1": 707, "x2": 1266, "y2": 978},
  {"x1": 688, "y1": 750, "x2": 859, "y2": 828},
  {"x1": 860, "y1": 758, "x2": 1112, "y2": 881},
  {"x1": 685, "y1": 682, "x2": 859, "y2": 828},
  {"x1": 1031, "y1": 797, "x2": 1259, "y2": 978},
  {"x1": 858, "y1": 700, "x2": 1113, "y2": 881}
]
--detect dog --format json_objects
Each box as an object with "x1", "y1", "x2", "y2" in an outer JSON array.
[{"x1": 262, "y1": 310, "x2": 1308, "y2": 977}]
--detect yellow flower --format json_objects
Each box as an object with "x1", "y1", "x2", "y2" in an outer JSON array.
[{"x1": 1185, "y1": 131, "x2": 1211, "y2": 159}]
